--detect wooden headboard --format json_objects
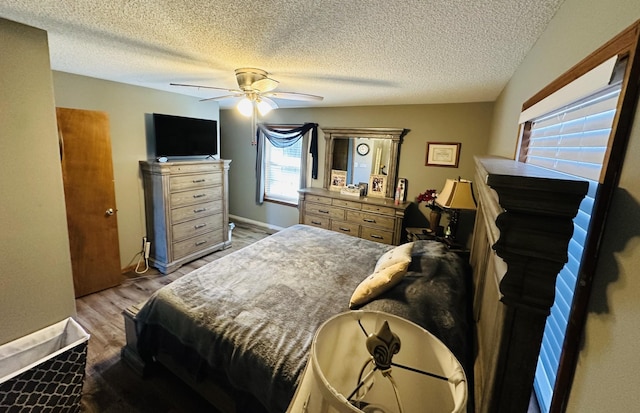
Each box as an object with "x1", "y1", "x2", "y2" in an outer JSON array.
[{"x1": 470, "y1": 156, "x2": 588, "y2": 412}]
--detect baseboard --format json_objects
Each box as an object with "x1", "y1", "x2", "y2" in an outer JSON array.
[{"x1": 228, "y1": 215, "x2": 285, "y2": 233}]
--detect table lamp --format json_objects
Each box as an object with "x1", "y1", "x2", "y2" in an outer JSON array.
[
  {"x1": 286, "y1": 311, "x2": 467, "y2": 413},
  {"x1": 435, "y1": 178, "x2": 477, "y2": 240}
]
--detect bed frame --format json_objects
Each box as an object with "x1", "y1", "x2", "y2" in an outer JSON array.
[
  {"x1": 470, "y1": 156, "x2": 588, "y2": 412},
  {"x1": 122, "y1": 155, "x2": 588, "y2": 413}
]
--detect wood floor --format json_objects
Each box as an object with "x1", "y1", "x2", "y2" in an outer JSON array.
[{"x1": 76, "y1": 222, "x2": 274, "y2": 413}]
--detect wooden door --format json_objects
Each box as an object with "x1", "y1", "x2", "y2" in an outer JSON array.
[{"x1": 57, "y1": 108, "x2": 122, "y2": 297}]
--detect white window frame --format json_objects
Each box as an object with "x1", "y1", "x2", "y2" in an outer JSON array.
[{"x1": 262, "y1": 130, "x2": 310, "y2": 205}]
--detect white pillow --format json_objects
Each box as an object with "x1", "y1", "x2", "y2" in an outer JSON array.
[
  {"x1": 374, "y1": 242, "x2": 414, "y2": 272},
  {"x1": 349, "y1": 260, "x2": 410, "y2": 309}
]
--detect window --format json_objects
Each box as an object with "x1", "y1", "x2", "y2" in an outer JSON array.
[
  {"x1": 516, "y1": 20, "x2": 640, "y2": 412},
  {"x1": 255, "y1": 123, "x2": 317, "y2": 206},
  {"x1": 522, "y1": 86, "x2": 621, "y2": 412},
  {"x1": 263, "y1": 137, "x2": 304, "y2": 204}
]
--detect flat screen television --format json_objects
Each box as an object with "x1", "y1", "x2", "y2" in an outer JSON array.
[{"x1": 152, "y1": 113, "x2": 218, "y2": 158}]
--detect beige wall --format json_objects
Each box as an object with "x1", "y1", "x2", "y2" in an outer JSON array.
[
  {"x1": 52, "y1": 72, "x2": 219, "y2": 269},
  {"x1": 486, "y1": 0, "x2": 640, "y2": 411},
  {"x1": 221, "y1": 103, "x2": 493, "y2": 240},
  {"x1": 0, "y1": 19, "x2": 76, "y2": 344}
]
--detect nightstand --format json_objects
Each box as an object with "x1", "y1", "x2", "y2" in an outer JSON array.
[{"x1": 405, "y1": 227, "x2": 468, "y2": 253}]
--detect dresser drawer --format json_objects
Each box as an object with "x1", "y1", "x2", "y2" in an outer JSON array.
[
  {"x1": 360, "y1": 226, "x2": 394, "y2": 244},
  {"x1": 170, "y1": 186, "x2": 222, "y2": 207},
  {"x1": 361, "y1": 203, "x2": 396, "y2": 216},
  {"x1": 171, "y1": 200, "x2": 222, "y2": 223},
  {"x1": 305, "y1": 194, "x2": 332, "y2": 205},
  {"x1": 172, "y1": 214, "x2": 222, "y2": 242},
  {"x1": 303, "y1": 214, "x2": 330, "y2": 229},
  {"x1": 346, "y1": 210, "x2": 395, "y2": 230},
  {"x1": 170, "y1": 173, "x2": 221, "y2": 191},
  {"x1": 170, "y1": 162, "x2": 221, "y2": 174},
  {"x1": 305, "y1": 203, "x2": 345, "y2": 220},
  {"x1": 332, "y1": 199, "x2": 362, "y2": 210},
  {"x1": 173, "y1": 229, "x2": 223, "y2": 260},
  {"x1": 330, "y1": 220, "x2": 360, "y2": 236}
]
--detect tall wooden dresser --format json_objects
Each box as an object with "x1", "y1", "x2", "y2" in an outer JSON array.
[
  {"x1": 299, "y1": 188, "x2": 410, "y2": 245},
  {"x1": 140, "y1": 159, "x2": 231, "y2": 274}
]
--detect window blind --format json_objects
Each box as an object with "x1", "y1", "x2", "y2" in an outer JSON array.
[
  {"x1": 524, "y1": 85, "x2": 621, "y2": 412},
  {"x1": 523, "y1": 87, "x2": 620, "y2": 181},
  {"x1": 264, "y1": 138, "x2": 303, "y2": 204}
]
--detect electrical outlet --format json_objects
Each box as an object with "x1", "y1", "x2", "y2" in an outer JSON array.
[
  {"x1": 141, "y1": 236, "x2": 147, "y2": 253},
  {"x1": 144, "y1": 241, "x2": 151, "y2": 259}
]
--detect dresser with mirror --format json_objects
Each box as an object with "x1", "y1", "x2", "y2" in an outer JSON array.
[{"x1": 299, "y1": 127, "x2": 410, "y2": 245}]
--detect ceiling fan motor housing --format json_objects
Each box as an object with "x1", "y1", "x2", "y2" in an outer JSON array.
[{"x1": 235, "y1": 68, "x2": 273, "y2": 91}]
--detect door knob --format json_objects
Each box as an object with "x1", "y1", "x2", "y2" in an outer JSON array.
[{"x1": 106, "y1": 208, "x2": 114, "y2": 216}]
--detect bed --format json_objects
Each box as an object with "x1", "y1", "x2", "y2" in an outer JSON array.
[{"x1": 122, "y1": 156, "x2": 588, "y2": 413}]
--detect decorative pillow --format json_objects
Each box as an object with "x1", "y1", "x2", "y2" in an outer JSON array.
[
  {"x1": 349, "y1": 260, "x2": 410, "y2": 309},
  {"x1": 374, "y1": 242, "x2": 414, "y2": 273}
]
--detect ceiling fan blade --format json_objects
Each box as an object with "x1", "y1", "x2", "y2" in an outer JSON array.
[
  {"x1": 251, "y1": 77, "x2": 279, "y2": 93},
  {"x1": 260, "y1": 96, "x2": 279, "y2": 109},
  {"x1": 199, "y1": 93, "x2": 244, "y2": 102},
  {"x1": 171, "y1": 82, "x2": 239, "y2": 93},
  {"x1": 263, "y1": 91, "x2": 324, "y2": 101}
]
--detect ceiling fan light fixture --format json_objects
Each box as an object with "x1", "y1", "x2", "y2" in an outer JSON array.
[
  {"x1": 237, "y1": 97, "x2": 254, "y2": 117},
  {"x1": 257, "y1": 99, "x2": 275, "y2": 116}
]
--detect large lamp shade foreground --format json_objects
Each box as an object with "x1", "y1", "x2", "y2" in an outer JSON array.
[{"x1": 286, "y1": 311, "x2": 467, "y2": 413}]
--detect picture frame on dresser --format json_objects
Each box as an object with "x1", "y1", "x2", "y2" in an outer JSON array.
[
  {"x1": 358, "y1": 182, "x2": 368, "y2": 196},
  {"x1": 329, "y1": 169, "x2": 347, "y2": 191},
  {"x1": 368, "y1": 174, "x2": 387, "y2": 198}
]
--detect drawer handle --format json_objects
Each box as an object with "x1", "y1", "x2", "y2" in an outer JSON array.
[
  {"x1": 363, "y1": 218, "x2": 376, "y2": 223},
  {"x1": 192, "y1": 179, "x2": 206, "y2": 183},
  {"x1": 370, "y1": 234, "x2": 384, "y2": 240},
  {"x1": 193, "y1": 193, "x2": 206, "y2": 198},
  {"x1": 339, "y1": 227, "x2": 351, "y2": 232},
  {"x1": 195, "y1": 240, "x2": 208, "y2": 246},
  {"x1": 311, "y1": 220, "x2": 322, "y2": 225},
  {"x1": 194, "y1": 223, "x2": 207, "y2": 229},
  {"x1": 318, "y1": 209, "x2": 330, "y2": 214},
  {"x1": 193, "y1": 208, "x2": 207, "y2": 213}
]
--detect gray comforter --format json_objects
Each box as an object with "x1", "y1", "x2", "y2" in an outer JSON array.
[{"x1": 136, "y1": 224, "x2": 468, "y2": 413}]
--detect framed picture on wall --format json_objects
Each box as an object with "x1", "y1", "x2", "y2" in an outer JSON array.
[
  {"x1": 368, "y1": 174, "x2": 387, "y2": 198},
  {"x1": 330, "y1": 169, "x2": 347, "y2": 191},
  {"x1": 425, "y1": 142, "x2": 461, "y2": 167}
]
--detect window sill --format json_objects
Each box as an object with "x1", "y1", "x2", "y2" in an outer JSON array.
[{"x1": 263, "y1": 197, "x2": 298, "y2": 208}]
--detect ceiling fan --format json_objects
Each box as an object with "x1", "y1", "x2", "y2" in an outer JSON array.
[{"x1": 171, "y1": 67, "x2": 324, "y2": 116}]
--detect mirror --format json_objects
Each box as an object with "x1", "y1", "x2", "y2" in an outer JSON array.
[
  {"x1": 331, "y1": 138, "x2": 392, "y2": 184},
  {"x1": 322, "y1": 128, "x2": 408, "y2": 198}
]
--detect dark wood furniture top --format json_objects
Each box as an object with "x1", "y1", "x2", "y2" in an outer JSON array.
[{"x1": 470, "y1": 156, "x2": 588, "y2": 412}]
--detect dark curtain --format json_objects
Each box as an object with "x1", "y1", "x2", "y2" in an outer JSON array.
[{"x1": 255, "y1": 123, "x2": 318, "y2": 204}]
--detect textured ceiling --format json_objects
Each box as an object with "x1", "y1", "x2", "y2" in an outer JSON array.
[{"x1": 0, "y1": 0, "x2": 565, "y2": 109}]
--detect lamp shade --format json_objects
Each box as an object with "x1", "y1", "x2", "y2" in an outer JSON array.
[
  {"x1": 435, "y1": 179, "x2": 476, "y2": 210},
  {"x1": 256, "y1": 98, "x2": 275, "y2": 116},
  {"x1": 286, "y1": 311, "x2": 467, "y2": 413},
  {"x1": 237, "y1": 97, "x2": 254, "y2": 117}
]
